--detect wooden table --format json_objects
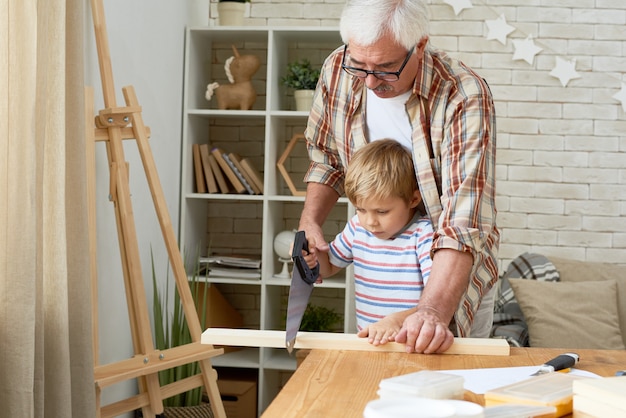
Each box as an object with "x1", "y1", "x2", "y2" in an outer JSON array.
[{"x1": 261, "y1": 347, "x2": 626, "y2": 418}]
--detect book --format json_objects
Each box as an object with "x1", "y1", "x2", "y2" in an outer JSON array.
[
  {"x1": 239, "y1": 157, "x2": 264, "y2": 193},
  {"x1": 208, "y1": 266, "x2": 261, "y2": 280},
  {"x1": 228, "y1": 152, "x2": 261, "y2": 194},
  {"x1": 207, "y1": 153, "x2": 229, "y2": 193},
  {"x1": 222, "y1": 153, "x2": 255, "y2": 194},
  {"x1": 211, "y1": 147, "x2": 247, "y2": 194},
  {"x1": 192, "y1": 144, "x2": 207, "y2": 193},
  {"x1": 199, "y1": 144, "x2": 218, "y2": 193},
  {"x1": 199, "y1": 255, "x2": 261, "y2": 269}
]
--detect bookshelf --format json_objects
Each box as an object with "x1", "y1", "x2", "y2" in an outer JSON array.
[{"x1": 179, "y1": 26, "x2": 355, "y2": 414}]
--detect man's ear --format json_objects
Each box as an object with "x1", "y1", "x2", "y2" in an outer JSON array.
[
  {"x1": 416, "y1": 36, "x2": 429, "y2": 55},
  {"x1": 409, "y1": 190, "x2": 422, "y2": 208}
]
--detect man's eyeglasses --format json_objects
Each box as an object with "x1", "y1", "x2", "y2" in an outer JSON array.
[{"x1": 341, "y1": 45, "x2": 414, "y2": 82}]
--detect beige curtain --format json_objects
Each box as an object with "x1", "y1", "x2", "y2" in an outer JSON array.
[{"x1": 0, "y1": 0, "x2": 95, "y2": 417}]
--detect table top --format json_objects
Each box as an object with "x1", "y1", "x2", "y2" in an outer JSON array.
[{"x1": 261, "y1": 347, "x2": 626, "y2": 418}]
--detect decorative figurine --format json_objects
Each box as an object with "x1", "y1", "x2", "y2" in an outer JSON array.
[{"x1": 205, "y1": 44, "x2": 260, "y2": 110}]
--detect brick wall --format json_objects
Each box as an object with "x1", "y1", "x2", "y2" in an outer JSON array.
[{"x1": 207, "y1": 0, "x2": 626, "y2": 269}]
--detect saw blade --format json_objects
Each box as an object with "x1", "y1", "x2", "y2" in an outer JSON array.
[
  {"x1": 285, "y1": 231, "x2": 319, "y2": 353},
  {"x1": 285, "y1": 265, "x2": 314, "y2": 353}
]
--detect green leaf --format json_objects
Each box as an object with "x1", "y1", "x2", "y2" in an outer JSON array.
[{"x1": 281, "y1": 59, "x2": 321, "y2": 90}]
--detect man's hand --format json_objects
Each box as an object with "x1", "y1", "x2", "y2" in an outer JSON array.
[
  {"x1": 357, "y1": 312, "x2": 406, "y2": 346},
  {"x1": 298, "y1": 221, "x2": 328, "y2": 253},
  {"x1": 395, "y1": 307, "x2": 455, "y2": 354}
]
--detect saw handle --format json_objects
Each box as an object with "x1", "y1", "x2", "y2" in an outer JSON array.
[{"x1": 291, "y1": 231, "x2": 319, "y2": 284}]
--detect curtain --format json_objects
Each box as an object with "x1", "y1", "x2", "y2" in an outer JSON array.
[{"x1": 0, "y1": 0, "x2": 95, "y2": 417}]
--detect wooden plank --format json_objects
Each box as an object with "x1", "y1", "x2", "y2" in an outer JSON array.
[{"x1": 201, "y1": 328, "x2": 510, "y2": 356}]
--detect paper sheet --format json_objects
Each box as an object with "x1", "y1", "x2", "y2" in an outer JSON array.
[{"x1": 439, "y1": 366, "x2": 600, "y2": 394}]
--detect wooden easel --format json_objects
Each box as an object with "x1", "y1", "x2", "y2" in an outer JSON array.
[{"x1": 86, "y1": 1, "x2": 226, "y2": 417}]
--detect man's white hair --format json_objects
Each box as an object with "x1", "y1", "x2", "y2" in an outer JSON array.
[{"x1": 339, "y1": 0, "x2": 430, "y2": 49}]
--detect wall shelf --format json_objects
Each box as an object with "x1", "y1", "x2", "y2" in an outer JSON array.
[{"x1": 179, "y1": 26, "x2": 355, "y2": 414}]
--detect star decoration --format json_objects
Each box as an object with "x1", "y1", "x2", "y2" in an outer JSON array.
[
  {"x1": 549, "y1": 57, "x2": 580, "y2": 87},
  {"x1": 612, "y1": 83, "x2": 626, "y2": 112},
  {"x1": 444, "y1": 0, "x2": 473, "y2": 16},
  {"x1": 485, "y1": 14, "x2": 516, "y2": 45},
  {"x1": 512, "y1": 35, "x2": 543, "y2": 66}
]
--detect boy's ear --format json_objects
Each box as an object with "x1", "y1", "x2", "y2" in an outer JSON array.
[{"x1": 409, "y1": 190, "x2": 422, "y2": 208}]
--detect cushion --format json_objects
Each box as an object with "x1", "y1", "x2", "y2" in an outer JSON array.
[
  {"x1": 508, "y1": 278, "x2": 625, "y2": 350},
  {"x1": 491, "y1": 253, "x2": 559, "y2": 347},
  {"x1": 550, "y1": 257, "x2": 626, "y2": 346}
]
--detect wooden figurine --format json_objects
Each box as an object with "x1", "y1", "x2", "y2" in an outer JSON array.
[{"x1": 205, "y1": 45, "x2": 260, "y2": 110}]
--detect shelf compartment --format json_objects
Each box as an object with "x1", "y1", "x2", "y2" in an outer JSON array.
[
  {"x1": 210, "y1": 348, "x2": 260, "y2": 368},
  {"x1": 185, "y1": 27, "x2": 269, "y2": 111}
]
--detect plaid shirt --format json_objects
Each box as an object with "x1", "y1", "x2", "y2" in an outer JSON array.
[{"x1": 304, "y1": 45, "x2": 500, "y2": 337}]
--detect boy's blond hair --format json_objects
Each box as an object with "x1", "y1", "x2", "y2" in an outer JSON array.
[{"x1": 345, "y1": 139, "x2": 419, "y2": 205}]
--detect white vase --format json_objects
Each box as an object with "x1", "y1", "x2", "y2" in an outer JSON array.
[
  {"x1": 218, "y1": 2, "x2": 245, "y2": 26},
  {"x1": 294, "y1": 90, "x2": 315, "y2": 112}
]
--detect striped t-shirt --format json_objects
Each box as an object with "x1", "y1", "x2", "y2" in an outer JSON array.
[{"x1": 329, "y1": 214, "x2": 434, "y2": 331}]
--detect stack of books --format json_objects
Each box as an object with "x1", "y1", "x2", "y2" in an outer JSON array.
[
  {"x1": 192, "y1": 144, "x2": 264, "y2": 195},
  {"x1": 200, "y1": 255, "x2": 262, "y2": 280},
  {"x1": 573, "y1": 376, "x2": 626, "y2": 417}
]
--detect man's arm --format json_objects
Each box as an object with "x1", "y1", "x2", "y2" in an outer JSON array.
[
  {"x1": 395, "y1": 248, "x2": 472, "y2": 353},
  {"x1": 298, "y1": 182, "x2": 340, "y2": 251}
]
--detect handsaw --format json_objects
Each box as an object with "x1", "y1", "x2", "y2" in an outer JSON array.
[{"x1": 285, "y1": 231, "x2": 319, "y2": 353}]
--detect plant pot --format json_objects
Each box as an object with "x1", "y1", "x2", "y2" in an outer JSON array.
[
  {"x1": 294, "y1": 90, "x2": 315, "y2": 112},
  {"x1": 217, "y1": 2, "x2": 245, "y2": 26}
]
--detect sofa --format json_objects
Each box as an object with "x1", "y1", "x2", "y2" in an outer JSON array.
[{"x1": 491, "y1": 253, "x2": 626, "y2": 350}]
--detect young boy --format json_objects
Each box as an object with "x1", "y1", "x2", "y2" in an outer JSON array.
[{"x1": 304, "y1": 139, "x2": 434, "y2": 346}]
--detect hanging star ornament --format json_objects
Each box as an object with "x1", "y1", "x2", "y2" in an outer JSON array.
[
  {"x1": 549, "y1": 57, "x2": 581, "y2": 87},
  {"x1": 612, "y1": 83, "x2": 626, "y2": 112},
  {"x1": 485, "y1": 14, "x2": 516, "y2": 45},
  {"x1": 512, "y1": 35, "x2": 543, "y2": 65},
  {"x1": 444, "y1": 0, "x2": 473, "y2": 16}
]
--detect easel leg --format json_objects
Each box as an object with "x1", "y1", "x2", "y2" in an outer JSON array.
[{"x1": 89, "y1": 0, "x2": 226, "y2": 415}]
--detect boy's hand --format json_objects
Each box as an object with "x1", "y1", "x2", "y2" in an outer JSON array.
[
  {"x1": 303, "y1": 249, "x2": 318, "y2": 270},
  {"x1": 357, "y1": 313, "x2": 404, "y2": 346}
]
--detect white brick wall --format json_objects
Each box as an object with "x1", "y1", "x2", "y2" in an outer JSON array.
[{"x1": 206, "y1": 0, "x2": 626, "y2": 271}]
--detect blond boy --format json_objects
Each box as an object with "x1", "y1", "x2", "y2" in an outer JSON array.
[{"x1": 305, "y1": 139, "x2": 434, "y2": 345}]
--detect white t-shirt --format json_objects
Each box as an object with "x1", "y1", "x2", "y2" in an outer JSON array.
[{"x1": 366, "y1": 89, "x2": 412, "y2": 149}]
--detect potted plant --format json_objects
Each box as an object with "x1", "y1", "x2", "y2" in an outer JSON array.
[
  {"x1": 281, "y1": 59, "x2": 321, "y2": 111},
  {"x1": 217, "y1": 0, "x2": 250, "y2": 26},
  {"x1": 300, "y1": 304, "x2": 342, "y2": 332}
]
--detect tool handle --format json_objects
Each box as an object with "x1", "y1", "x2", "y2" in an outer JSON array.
[
  {"x1": 544, "y1": 353, "x2": 579, "y2": 372},
  {"x1": 291, "y1": 231, "x2": 319, "y2": 284}
]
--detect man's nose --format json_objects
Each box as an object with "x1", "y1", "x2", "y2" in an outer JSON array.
[{"x1": 364, "y1": 73, "x2": 382, "y2": 89}]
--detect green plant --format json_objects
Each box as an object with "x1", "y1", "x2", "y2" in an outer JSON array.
[
  {"x1": 281, "y1": 59, "x2": 321, "y2": 90},
  {"x1": 300, "y1": 304, "x2": 342, "y2": 332},
  {"x1": 151, "y1": 250, "x2": 209, "y2": 407}
]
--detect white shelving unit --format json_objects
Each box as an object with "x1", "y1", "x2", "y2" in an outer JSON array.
[{"x1": 179, "y1": 26, "x2": 355, "y2": 414}]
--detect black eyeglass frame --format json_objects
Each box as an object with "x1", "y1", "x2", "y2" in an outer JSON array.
[{"x1": 341, "y1": 45, "x2": 415, "y2": 82}]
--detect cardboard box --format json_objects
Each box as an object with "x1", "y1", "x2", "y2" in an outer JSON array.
[
  {"x1": 217, "y1": 376, "x2": 257, "y2": 418},
  {"x1": 194, "y1": 282, "x2": 243, "y2": 353},
  {"x1": 194, "y1": 282, "x2": 243, "y2": 329}
]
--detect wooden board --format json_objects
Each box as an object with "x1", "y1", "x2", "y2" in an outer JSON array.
[{"x1": 201, "y1": 328, "x2": 510, "y2": 356}]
